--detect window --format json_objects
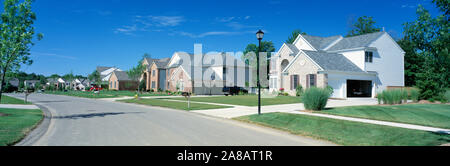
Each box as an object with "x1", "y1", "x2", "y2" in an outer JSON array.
[
  {"x1": 365, "y1": 51, "x2": 373, "y2": 63},
  {"x1": 114, "y1": 81, "x2": 117, "y2": 89},
  {"x1": 308, "y1": 74, "x2": 316, "y2": 87},
  {"x1": 151, "y1": 81, "x2": 156, "y2": 89},
  {"x1": 291, "y1": 75, "x2": 299, "y2": 90},
  {"x1": 152, "y1": 70, "x2": 156, "y2": 77}
]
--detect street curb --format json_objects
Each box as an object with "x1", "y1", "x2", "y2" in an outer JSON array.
[{"x1": 14, "y1": 103, "x2": 52, "y2": 146}]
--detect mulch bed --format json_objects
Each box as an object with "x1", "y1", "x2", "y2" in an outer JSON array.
[{"x1": 0, "y1": 113, "x2": 9, "y2": 117}]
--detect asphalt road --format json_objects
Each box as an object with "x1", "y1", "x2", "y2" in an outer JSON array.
[{"x1": 7, "y1": 93, "x2": 335, "y2": 146}]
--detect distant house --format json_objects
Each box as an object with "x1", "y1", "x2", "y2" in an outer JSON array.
[
  {"x1": 24, "y1": 80, "x2": 40, "y2": 89},
  {"x1": 46, "y1": 78, "x2": 66, "y2": 89},
  {"x1": 97, "y1": 66, "x2": 122, "y2": 83},
  {"x1": 8, "y1": 78, "x2": 19, "y2": 88},
  {"x1": 109, "y1": 71, "x2": 138, "y2": 91},
  {"x1": 164, "y1": 52, "x2": 251, "y2": 95}
]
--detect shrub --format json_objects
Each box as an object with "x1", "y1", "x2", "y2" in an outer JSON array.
[
  {"x1": 326, "y1": 85, "x2": 334, "y2": 96},
  {"x1": 409, "y1": 88, "x2": 420, "y2": 103},
  {"x1": 402, "y1": 89, "x2": 408, "y2": 103},
  {"x1": 378, "y1": 89, "x2": 409, "y2": 105},
  {"x1": 296, "y1": 85, "x2": 303, "y2": 97},
  {"x1": 301, "y1": 87, "x2": 330, "y2": 111},
  {"x1": 444, "y1": 89, "x2": 450, "y2": 103}
]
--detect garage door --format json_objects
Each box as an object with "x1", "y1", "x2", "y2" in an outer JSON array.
[
  {"x1": 328, "y1": 79, "x2": 343, "y2": 98},
  {"x1": 347, "y1": 80, "x2": 372, "y2": 97}
]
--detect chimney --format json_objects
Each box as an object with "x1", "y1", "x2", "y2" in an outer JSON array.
[{"x1": 382, "y1": 27, "x2": 385, "y2": 32}]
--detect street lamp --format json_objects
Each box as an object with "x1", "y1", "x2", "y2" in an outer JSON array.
[{"x1": 256, "y1": 30, "x2": 264, "y2": 115}]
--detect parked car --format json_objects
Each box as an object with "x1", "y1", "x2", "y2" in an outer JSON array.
[{"x1": 222, "y1": 86, "x2": 248, "y2": 96}]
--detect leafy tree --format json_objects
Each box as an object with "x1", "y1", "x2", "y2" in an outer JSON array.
[
  {"x1": 286, "y1": 29, "x2": 307, "y2": 44},
  {"x1": 49, "y1": 74, "x2": 61, "y2": 78},
  {"x1": 397, "y1": 38, "x2": 425, "y2": 86},
  {"x1": 127, "y1": 55, "x2": 147, "y2": 94},
  {"x1": 0, "y1": 0, "x2": 42, "y2": 102},
  {"x1": 242, "y1": 41, "x2": 275, "y2": 87},
  {"x1": 403, "y1": 4, "x2": 449, "y2": 100},
  {"x1": 346, "y1": 16, "x2": 381, "y2": 37},
  {"x1": 88, "y1": 70, "x2": 101, "y2": 85}
]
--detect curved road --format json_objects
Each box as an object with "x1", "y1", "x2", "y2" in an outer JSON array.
[{"x1": 8, "y1": 93, "x2": 334, "y2": 146}]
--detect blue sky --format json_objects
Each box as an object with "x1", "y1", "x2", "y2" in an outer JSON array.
[{"x1": 21, "y1": 0, "x2": 440, "y2": 76}]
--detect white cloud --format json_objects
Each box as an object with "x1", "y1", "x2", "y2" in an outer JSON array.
[
  {"x1": 136, "y1": 15, "x2": 185, "y2": 27},
  {"x1": 115, "y1": 15, "x2": 184, "y2": 35}
]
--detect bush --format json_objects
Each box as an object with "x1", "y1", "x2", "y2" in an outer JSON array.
[
  {"x1": 444, "y1": 89, "x2": 450, "y2": 103},
  {"x1": 296, "y1": 85, "x2": 303, "y2": 97},
  {"x1": 378, "y1": 89, "x2": 408, "y2": 105},
  {"x1": 301, "y1": 87, "x2": 330, "y2": 111},
  {"x1": 409, "y1": 88, "x2": 420, "y2": 103},
  {"x1": 326, "y1": 85, "x2": 334, "y2": 96}
]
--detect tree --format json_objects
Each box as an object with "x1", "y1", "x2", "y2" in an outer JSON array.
[
  {"x1": 0, "y1": 0, "x2": 42, "y2": 102},
  {"x1": 397, "y1": 38, "x2": 425, "y2": 86},
  {"x1": 242, "y1": 41, "x2": 275, "y2": 87},
  {"x1": 127, "y1": 55, "x2": 147, "y2": 95},
  {"x1": 346, "y1": 16, "x2": 381, "y2": 37},
  {"x1": 403, "y1": 4, "x2": 449, "y2": 100},
  {"x1": 88, "y1": 70, "x2": 101, "y2": 85},
  {"x1": 286, "y1": 29, "x2": 307, "y2": 44}
]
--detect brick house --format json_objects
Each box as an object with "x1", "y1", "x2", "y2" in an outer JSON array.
[{"x1": 109, "y1": 71, "x2": 138, "y2": 91}]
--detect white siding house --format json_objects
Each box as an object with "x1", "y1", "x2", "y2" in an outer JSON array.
[{"x1": 270, "y1": 31, "x2": 405, "y2": 98}]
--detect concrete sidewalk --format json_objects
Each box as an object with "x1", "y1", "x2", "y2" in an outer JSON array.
[
  {"x1": 0, "y1": 104, "x2": 40, "y2": 109},
  {"x1": 191, "y1": 98, "x2": 378, "y2": 119}
]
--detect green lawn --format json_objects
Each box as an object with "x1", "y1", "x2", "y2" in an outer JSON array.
[
  {"x1": 0, "y1": 108, "x2": 43, "y2": 146},
  {"x1": 317, "y1": 104, "x2": 450, "y2": 129},
  {"x1": 171, "y1": 95, "x2": 302, "y2": 106},
  {"x1": 1, "y1": 95, "x2": 31, "y2": 105},
  {"x1": 120, "y1": 98, "x2": 232, "y2": 111},
  {"x1": 45, "y1": 90, "x2": 172, "y2": 99},
  {"x1": 236, "y1": 112, "x2": 450, "y2": 146}
]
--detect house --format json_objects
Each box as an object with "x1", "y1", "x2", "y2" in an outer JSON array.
[
  {"x1": 71, "y1": 78, "x2": 90, "y2": 91},
  {"x1": 109, "y1": 71, "x2": 138, "y2": 91},
  {"x1": 97, "y1": 66, "x2": 122, "y2": 82},
  {"x1": 270, "y1": 31, "x2": 405, "y2": 98},
  {"x1": 164, "y1": 52, "x2": 251, "y2": 95},
  {"x1": 24, "y1": 80, "x2": 40, "y2": 89},
  {"x1": 81, "y1": 78, "x2": 91, "y2": 89},
  {"x1": 46, "y1": 78, "x2": 66, "y2": 89},
  {"x1": 141, "y1": 57, "x2": 170, "y2": 91},
  {"x1": 8, "y1": 78, "x2": 19, "y2": 88}
]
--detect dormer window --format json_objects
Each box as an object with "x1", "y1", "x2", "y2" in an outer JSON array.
[{"x1": 365, "y1": 51, "x2": 373, "y2": 63}]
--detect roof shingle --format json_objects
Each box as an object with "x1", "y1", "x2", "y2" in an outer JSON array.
[{"x1": 302, "y1": 50, "x2": 364, "y2": 73}]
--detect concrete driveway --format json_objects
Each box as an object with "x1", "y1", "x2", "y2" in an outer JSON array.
[{"x1": 6, "y1": 93, "x2": 335, "y2": 146}]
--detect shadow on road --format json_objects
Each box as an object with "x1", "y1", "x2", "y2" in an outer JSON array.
[{"x1": 51, "y1": 112, "x2": 143, "y2": 120}]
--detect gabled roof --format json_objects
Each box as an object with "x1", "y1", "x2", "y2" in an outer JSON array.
[
  {"x1": 302, "y1": 50, "x2": 364, "y2": 73},
  {"x1": 326, "y1": 32, "x2": 385, "y2": 51},
  {"x1": 301, "y1": 35, "x2": 342, "y2": 50},
  {"x1": 97, "y1": 66, "x2": 112, "y2": 73},
  {"x1": 285, "y1": 43, "x2": 300, "y2": 55},
  {"x1": 112, "y1": 71, "x2": 132, "y2": 81},
  {"x1": 153, "y1": 58, "x2": 171, "y2": 68}
]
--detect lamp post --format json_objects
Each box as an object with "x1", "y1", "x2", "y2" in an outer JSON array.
[{"x1": 256, "y1": 30, "x2": 264, "y2": 115}]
